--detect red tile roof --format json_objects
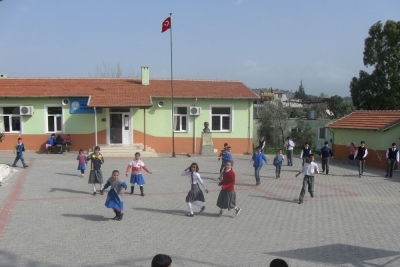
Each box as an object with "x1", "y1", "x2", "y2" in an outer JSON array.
[
  {"x1": 0, "y1": 78, "x2": 259, "y2": 107},
  {"x1": 326, "y1": 110, "x2": 400, "y2": 131}
]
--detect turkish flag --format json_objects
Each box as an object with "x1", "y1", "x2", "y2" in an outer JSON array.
[{"x1": 161, "y1": 17, "x2": 171, "y2": 33}]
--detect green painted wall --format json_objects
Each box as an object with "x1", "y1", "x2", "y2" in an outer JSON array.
[
  {"x1": 0, "y1": 98, "x2": 106, "y2": 134},
  {"x1": 331, "y1": 125, "x2": 400, "y2": 150},
  {"x1": 135, "y1": 98, "x2": 253, "y2": 138}
]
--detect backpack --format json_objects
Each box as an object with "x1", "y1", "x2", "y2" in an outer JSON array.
[{"x1": 273, "y1": 155, "x2": 282, "y2": 166}]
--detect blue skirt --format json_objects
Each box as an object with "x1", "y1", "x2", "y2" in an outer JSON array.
[
  {"x1": 130, "y1": 174, "x2": 145, "y2": 185},
  {"x1": 77, "y1": 164, "x2": 86, "y2": 171},
  {"x1": 105, "y1": 189, "x2": 124, "y2": 211}
]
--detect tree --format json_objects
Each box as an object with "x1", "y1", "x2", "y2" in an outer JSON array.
[
  {"x1": 290, "y1": 119, "x2": 316, "y2": 149},
  {"x1": 294, "y1": 80, "x2": 306, "y2": 100},
  {"x1": 350, "y1": 20, "x2": 400, "y2": 110},
  {"x1": 257, "y1": 100, "x2": 289, "y2": 148},
  {"x1": 90, "y1": 62, "x2": 137, "y2": 78},
  {"x1": 328, "y1": 95, "x2": 355, "y2": 119}
]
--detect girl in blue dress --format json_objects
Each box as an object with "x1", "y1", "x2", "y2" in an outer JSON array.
[{"x1": 101, "y1": 170, "x2": 127, "y2": 221}]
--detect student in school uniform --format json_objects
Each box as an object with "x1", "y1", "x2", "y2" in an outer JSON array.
[
  {"x1": 353, "y1": 141, "x2": 368, "y2": 178},
  {"x1": 296, "y1": 154, "x2": 319, "y2": 204},
  {"x1": 300, "y1": 142, "x2": 312, "y2": 166},
  {"x1": 319, "y1": 141, "x2": 333, "y2": 175},
  {"x1": 284, "y1": 137, "x2": 295, "y2": 166},
  {"x1": 385, "y1": 143, "x2": 399, "y2": 178}
]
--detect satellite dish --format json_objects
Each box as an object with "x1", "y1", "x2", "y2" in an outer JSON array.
[{"x1": 326, "y1": 109, "x2": 334, "y2": 116}]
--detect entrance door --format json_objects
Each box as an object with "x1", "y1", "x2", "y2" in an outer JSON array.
[{"x1": 109, "y1": 109, "x2": 131, "y2": 145}]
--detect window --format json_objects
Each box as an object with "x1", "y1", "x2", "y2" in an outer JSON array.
[
  {"x1": 278, "y1": 94, "x2": 282, "y2": 99},
  {"x1": 319, "y1": 127, "x2": 326, "y2": 139},
  {"x1": 47, "y1": 106, "x2": 63, "y2": 132},
  {"x1": 173, "y1": 106, "x2": 188, "y2": 132},
  {"x1": 0, "y1": 107, "x2": 21, "y2": 132},
  {"x1": 211, "y1": 107, "x2": 232, "y2": 131}
]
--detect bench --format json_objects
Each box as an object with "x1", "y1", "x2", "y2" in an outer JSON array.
[{"x1": 47, "y1": 145, "x2": 69, "y2": 154}]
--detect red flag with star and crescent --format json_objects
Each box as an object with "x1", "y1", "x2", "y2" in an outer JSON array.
[{"x1": 161, "y1": 17, "x2": 171, "y2": 33}]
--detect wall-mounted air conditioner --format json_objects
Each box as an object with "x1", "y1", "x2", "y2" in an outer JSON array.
[
  {"x1": 190, "y1": 107, "x2": 201, "y2": 116},
  {"x1": 20, "y1": 106, "x2": 34, "y2": 115}
]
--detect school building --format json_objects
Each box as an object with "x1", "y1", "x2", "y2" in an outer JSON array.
[
  {"x1": 326, "y1": 110, "x2": 400, "y2": 170},
  {"x1": 0, "y1": 68, "x2": 258, "y2": 155}
]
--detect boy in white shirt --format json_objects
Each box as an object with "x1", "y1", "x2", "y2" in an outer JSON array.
[
  {"x1": 284, "y1": 136, "x2": 295, "y2": 166},
  {"x1": 296, "y1": 154, "x2": 319, "y2": 204}
]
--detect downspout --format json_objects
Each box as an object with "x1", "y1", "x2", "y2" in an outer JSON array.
[
  {"x1": 247, "y1": 99, "x2": 251, "y2": 154},
  {"x1": 193, "y1": 98, "x2": 197, "y2": 155},
  {"x1": 94, "y1": 107, "x2": 98, "y2": 147},
  {"x1": 143, "y1": 108, "x2": 147, "y2": 151}
]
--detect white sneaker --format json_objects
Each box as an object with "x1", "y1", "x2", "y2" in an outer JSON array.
[{"x1": 235, "y1": 208, "x2": 241, "y2": 217}]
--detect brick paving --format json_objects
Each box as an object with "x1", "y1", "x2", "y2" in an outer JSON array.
[{"x1": 0, "y1": 152, "x2": 400, "y2": 267}]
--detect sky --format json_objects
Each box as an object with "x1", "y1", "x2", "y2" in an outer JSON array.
[{"x1": 0, "y1": 0, "x2": 399, "y2": 97}]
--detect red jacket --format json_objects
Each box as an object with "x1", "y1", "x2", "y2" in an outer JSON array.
[{"x1": 219, "y1": 169, "x2": 235, "y2": 191}]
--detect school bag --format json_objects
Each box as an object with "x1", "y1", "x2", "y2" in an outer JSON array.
[{"x1": 273, "y1": 154, "x2": 283, "y2": 166}]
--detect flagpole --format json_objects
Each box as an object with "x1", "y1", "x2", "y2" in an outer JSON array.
[{"x1": 169, "y1": 13, "x2": 176, "y2": 157}]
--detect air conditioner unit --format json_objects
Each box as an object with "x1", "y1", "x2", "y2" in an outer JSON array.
[
  {"x1": 190, "y1": 107, "x2": 201, "y2": 116},
  {"x1": 20, "y1": 106, "x2": 34, "y2": 115}
]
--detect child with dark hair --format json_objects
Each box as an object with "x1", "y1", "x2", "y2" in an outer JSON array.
[
  {"x1": 12, "y1": 138, "x2": 28, "y2": 168},
  {"x1": 217, "y1": 161, "x2": 241, "y2": 217},
  {"x1": 125, "y1": 152, "x2": 152, "y2": 196},
  {"x1": 219, "y1": 146, "x2": 233, "y2": 180},
  {"x1": 77, "y1": 149, "x2": 88, "y2": 177},
  {"x1": 385, "y1": 142, "x2": 399, "y2": 178},
  {"x1": 273, "y1": 149, "x2": 285, "y2": 178},
  {"x1": 181, "y1": 162, "x2": 208, "y2": 217},
  {"x1": 87, "y1": 146, "x2": 104, "y2": 195},
  {"x1": 270, "y1": 258, "x2": 289, "y2": 267},
  {"x1": 151, "y1": 254, "x2": 172, "y2": 267},
  {"x1": 251, "y1": 146, "x2": 268, "y2": 186},
  {"x1": 100, "y1": 170, "x2": 127, "y2": 221},
  {"x1": 284, "y1": 136, "x2": 295, "y2": 166},
  {"x1": 218, "y1": 142, "x2": 229, "y2": 173},
  {"x1": 319, "y1": 141, "x2": 333, "y2": 175},
  {"x1": 296, "y1": 154, "x2": 319, "y2": 204},
  {"x1": 345, "y1": 142, "x2": 357, "y2": 165},
  {"x1": 354, "y1": 141, "x2": 368, "y2": 178},
  {"x1": 300, "y1": 142, "x2": 312, "y2": 166}
]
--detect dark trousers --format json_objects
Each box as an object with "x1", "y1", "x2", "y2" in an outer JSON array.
[
  {"x1": 321, "y1": 157, "x2": 330, "y2": 172},
  {"x1": 219, "y1": 161, "x2": 225, "y2": 174},
  {"x1": 254, "y1": 167, "x2": 262, "y2": 183},
  {"x1": 299, "y1": 175, "x2": 314, "y2": 201},
  {"x1": 302, "y1": 156, "x2": 309, "y2": 166},
  {"x1": 275, "y1": 166, "x2": 281, "y2": 178},
  {"x1": 386, "y1": 159, "x2": 396, "y2": 176},
  {"x1": 358, "y1": 159, "x2": 365, "y2": 175},
  {"x1": 286, "y1": 150, "x2": 293, "y2": 166},
  {"x1": 12, "y1": 155, "x2": 27, "y2": 167}
]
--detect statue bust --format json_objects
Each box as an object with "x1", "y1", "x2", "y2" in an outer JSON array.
[{"x1": 203, "y1": 122, "x2": 210, "y2": 132}]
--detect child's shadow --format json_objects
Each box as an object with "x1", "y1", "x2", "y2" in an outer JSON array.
[
  {"x1": 134, "y1": 207, "x2": 220, "y2": 218},
  {"x1": 62, "y1": 214, "x2": 110, "y2": 221}
]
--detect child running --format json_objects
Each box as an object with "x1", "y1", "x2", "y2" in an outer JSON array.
[
  {"x1": 219, "y1": 146, "x2": 233, "y2": 180},
  {"x1": 181, "y1": 162, "x2": 208, "y2": 217},
  {"x1": 100, "y1": 170, "x2": 127, "y2": 221},
  {"x1": 273, "y1": 149, "x2": 285, "y2": 178},
  {"x1": 87, "y1": 146, "x2": 104, "y2": 195},
  {"x1": 217, "y1": 160, "x2": 241, "y2": 217},
  {"x1": 251, "y1": 146, "x2": 268, "y2": 186},
  {"x1": 218, "y1": 143, "x2": 229, "y2": 174},
  {"x1": 77, "y1": 149, "x2": 88, "y2": 177},
  {"x1": 125, "y1": 152, "x2": 152, "y2": 196},
  {"x1": 295, "y1": 154, "x2": 319, "y2": 204}
]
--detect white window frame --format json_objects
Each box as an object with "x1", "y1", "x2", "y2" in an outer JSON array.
[
  {"x1": 210, "y1": 105, "x2": 233, "y2": 132},
  {"x1": 173, "y1": 105, "x2": 189, "y2": 132},
  {"x1": 318, "y1": 127, "x2": 326, "y2": 139},
  {"x1": 44, "y1": 105, "x2": 64, "y2": 133},
  {"x1": 0, "y1": 104, "x2": 23, "y2": 133}
]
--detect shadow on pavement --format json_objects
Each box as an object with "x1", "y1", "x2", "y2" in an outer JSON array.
[
  {"x1": 267, "y1": 243, "x2": 400, "y2": 266},
  {"x1": 134, "y1": 207, "x2": 221, "y2": 218},
  {"x1": 55, "y1": 172, "x2": 80, "y2": 177},
  {"x1": 50, "y1": 188, "x2": 91, "y2": 195},
  {"x1": 61, "y1": 214, "x2": 110, "y2": 221},
  {"x1": 250, "y1": 195, "x2": 298, "y2": 203}
]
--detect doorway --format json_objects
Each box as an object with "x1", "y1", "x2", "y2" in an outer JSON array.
[{"x1": 109, "y1": 108, "x2": 131, "y2": 145}]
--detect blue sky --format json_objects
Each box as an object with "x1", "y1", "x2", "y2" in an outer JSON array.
[{"x1": 0, "y1": 0, "x2": 399, "y2": 97}]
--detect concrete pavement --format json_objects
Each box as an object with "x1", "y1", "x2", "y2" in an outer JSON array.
[{"x1": 0, "y1": 151, "x2": 399, "y2": 267}]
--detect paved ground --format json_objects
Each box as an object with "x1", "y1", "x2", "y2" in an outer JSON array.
[{"x1": 0, "y1": 151, "x2": 400, "y2": 267}]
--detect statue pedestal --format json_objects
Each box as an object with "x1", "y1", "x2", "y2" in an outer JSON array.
[{"x1": 201, "y1": 132, "x2": 214, "y2": 156}]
